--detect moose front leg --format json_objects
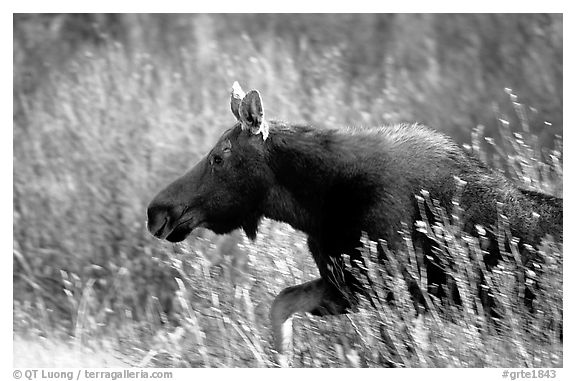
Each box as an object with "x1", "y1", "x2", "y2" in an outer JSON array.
[{"x1": 270, "y1": 277, "x2": 353, "y2": 366}]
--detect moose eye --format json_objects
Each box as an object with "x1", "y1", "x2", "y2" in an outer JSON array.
[{"x1": 213, "y1": 155, "x2": 223, "y2": 165}]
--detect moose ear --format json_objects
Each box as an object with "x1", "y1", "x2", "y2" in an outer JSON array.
[
  {"x1": 230, "y1": 81, "x2": 246, "y2": 121},
  {"x1": 239, "y1": 90, "x2": 269, "y2": 140}
]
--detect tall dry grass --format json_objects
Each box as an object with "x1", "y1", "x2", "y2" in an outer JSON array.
[{"x1": 13, "y1": 14, "x2": 562, "y2": 367}]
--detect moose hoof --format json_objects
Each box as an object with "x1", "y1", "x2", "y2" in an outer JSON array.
[
  {"x1": 271, "y1": 315, "x2": 294, "y2": 367},
  {"x1": 276, "y1": 353, "x2": 293, "y2": 368}
]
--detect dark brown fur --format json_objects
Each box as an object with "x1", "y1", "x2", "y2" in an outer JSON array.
[{"x1": 147, "y1": 85, "x2": 562, "y2": 356}]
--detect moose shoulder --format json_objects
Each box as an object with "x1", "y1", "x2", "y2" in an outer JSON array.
[{"x1": 147, "y1": 82, "x2": 562, "y2": 359}]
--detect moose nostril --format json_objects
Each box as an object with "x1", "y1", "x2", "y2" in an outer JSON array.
[
  {"x1": 153, "y1": 217, "x2": 169, "y2": 238},
  {"x1": 147, "y1": 206, "x2": 171, "y2": 238}
]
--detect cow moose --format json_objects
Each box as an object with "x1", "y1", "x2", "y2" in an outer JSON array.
[{"x1": 147, "y1": 82, "x2": 562, "y2": 362}]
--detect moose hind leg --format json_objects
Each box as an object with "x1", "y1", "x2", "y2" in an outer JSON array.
[{"x1": 270, "y1": 277, "x2": 352, "y2": 365}]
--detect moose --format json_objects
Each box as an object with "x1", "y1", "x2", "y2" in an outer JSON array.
[{"x1": 147, "y1": 82, "x2": 562, "y2": 361}]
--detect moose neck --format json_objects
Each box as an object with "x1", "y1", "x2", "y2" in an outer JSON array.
[{"x1": 261, "y1": 122, "x2": 361, "y2": 237}]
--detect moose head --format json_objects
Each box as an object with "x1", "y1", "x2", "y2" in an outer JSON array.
[{"x1": 147, "y1": 82, "x2": 273, "y2": 242}]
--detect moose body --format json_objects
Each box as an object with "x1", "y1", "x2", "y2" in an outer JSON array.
[{"x1": 147, "y1": 83, "x2": 562, "y2": 359}]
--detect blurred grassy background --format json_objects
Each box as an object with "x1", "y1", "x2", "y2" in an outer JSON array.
[{"x1": 13, "y1": 14, "x2": 562, "y2": 367}]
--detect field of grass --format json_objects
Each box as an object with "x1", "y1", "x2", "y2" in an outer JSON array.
[{"x1": 13, "y1": 14, "x2": 562, "y2": 367}]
